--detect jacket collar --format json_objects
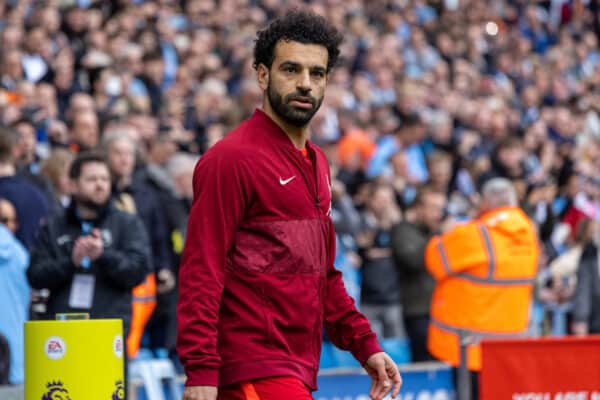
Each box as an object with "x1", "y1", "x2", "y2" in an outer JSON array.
[
  {"x1": 251, "y1": 108, "x2": 317, "y2": 156},
  {"x1": 66, "y1": 199, "x2": 113, "y2": 227}
]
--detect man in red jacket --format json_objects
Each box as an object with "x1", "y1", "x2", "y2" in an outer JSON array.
[{"x1": 177, "y1": 10, "x2": 402, "y2": 400}]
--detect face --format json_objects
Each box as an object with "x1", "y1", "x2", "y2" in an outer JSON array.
[
  {"x1": 498, "y1": 146, "x2": 524, "y2": 171},
  {"x1": 108, "y1": 139, "x2": 136, "y2": 179},
  {"x1": 71, "y1": 112, "x2": 99, "y2": 149},
  {"x1": 0, "y1": 200, "x2": 18, "y2": 234},
  {"x1": 369, "y1": 186, "x2": 396, "y2": 215},
  {"x1": 258, "y1": 40, "x2": 328, "y2": 127},
  {"x1": 429, "y1": 158, "x2": 451, "y2": 186},
  {"x1": 73, "y1": 162, "x2": 111, "y2": 209},
  {"x1": 419, "y1": 192, "x2": 447, "y2": 231},
  {"x1": 15, "y1": 122, "x2": 37, "y2": 159}
]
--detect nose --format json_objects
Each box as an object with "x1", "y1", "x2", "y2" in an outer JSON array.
[{"x1": 297, "y1": 70, "x2": 311, "y2": 92}]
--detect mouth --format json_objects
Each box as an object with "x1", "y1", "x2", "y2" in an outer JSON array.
[{"x1": 288, "y1": 96, "x2": 315, "y2": 109}]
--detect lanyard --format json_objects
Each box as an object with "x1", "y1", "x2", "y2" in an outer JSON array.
[{"x1": 76, "y1": 210, "x2": 94, "y2": 270}]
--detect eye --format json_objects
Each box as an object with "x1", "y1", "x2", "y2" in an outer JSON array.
[
  {"x1": 283, "y1": 66, "x2": 296, "y2": 74},
  {"x1": 311, "y1": 70, "x2": 325, "y2": 79}
]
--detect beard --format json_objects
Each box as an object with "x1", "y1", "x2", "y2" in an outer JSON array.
[
  {"x1": 267, "y1": 82, "x2": 323, "y2": 127},
  {"x1": 73, "y1": 192, "x2": 109, "y2": 213}
]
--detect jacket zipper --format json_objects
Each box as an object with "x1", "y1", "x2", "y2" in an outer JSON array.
[{"x1": 308, "y1": 147, "x2": 320, "y2": 211}]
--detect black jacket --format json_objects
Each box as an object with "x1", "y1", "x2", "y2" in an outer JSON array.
[
  {"x1": 26, "y1": 202, "x2": 152, "y2": 334},
  {"x1": 360, "y1": 227, "x2": 401, "y2": 305},
  {"x1": 391, "y1": 221, "x2": 435, "y2": 317},
  {"x1": 573, "y1": 244, "x2": 600, "y2": 334}
]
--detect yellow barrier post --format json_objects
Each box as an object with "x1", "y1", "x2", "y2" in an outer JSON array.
[{"x1": 25, "y1": 319, "x2": 124, "y2": 400}]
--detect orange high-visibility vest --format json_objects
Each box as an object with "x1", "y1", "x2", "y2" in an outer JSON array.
[
  {"x1": 425, "y1": 206, "x2": 539, "y2": 370},
  {"x1": 127, "y1": 273, "x2": 157, "y2": 358}
]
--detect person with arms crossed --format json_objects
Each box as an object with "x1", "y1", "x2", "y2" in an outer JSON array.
[{"x1": 177, "y1": 10, "x2": 402, "y2": 400}]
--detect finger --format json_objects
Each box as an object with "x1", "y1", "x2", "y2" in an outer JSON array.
[
  {"x1": 369, "y1": 376, "x2": 377, "y2": 400},
  {"x1": 389, "y1": 365, "x2": 402, "y2": 398},
  {"x1": 365, "y1": 367, "x2": 376, "y2": 399},
  {"x1": 375, "y1": 362, "x2": 391, "y2": 399}
]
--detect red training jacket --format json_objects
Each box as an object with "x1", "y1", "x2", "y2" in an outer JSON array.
[{"x1": 177, "y1": 109, "x2": 381, "y2": 390}]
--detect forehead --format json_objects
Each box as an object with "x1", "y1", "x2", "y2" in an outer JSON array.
[
  {"x1": 272, "y1": 40, "x2": 328, "y2": 68},
  {"x1": 80, "y1": 162, "x2": 110, "y2": 176},
  {"x1": 110, "y1": 138, "x2": 135, "y2": 151}
]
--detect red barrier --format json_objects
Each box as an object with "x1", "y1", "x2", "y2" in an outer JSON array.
[{"x1": 480, "y1": 335, "x2": 600, "y2": 399}]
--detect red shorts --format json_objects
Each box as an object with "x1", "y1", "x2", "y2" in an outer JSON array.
[{"x1": 218, "y1": 376, "x2": 313, "y2": 400}]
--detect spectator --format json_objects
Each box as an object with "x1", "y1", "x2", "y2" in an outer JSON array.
[
  {"x1": 39, "y1": 148, "x2": 74, "y2": 215},
  {"x1": 67, "y1": 110, "x2": 99, "y2": 152},
  {"x1": 0, "y1": 198, "x2": 29, "y2": 384},
  {"x1": 103, "y1": 131, "x2": 177, "y2": 353},
  {"x1": 368, "y1": 112, "x2": 428, "y2": 183},
  {"x1": 391, "y1": 186, "x2": 447, "y2": 361},
  {"x1": 571, "y1": 221, "x2": 600, "y2": 335},
  {"x1": 0, "y1": 126, "x2": 48, "y2": 249},
  {"x1": 357, "y1": 182, "x2": 405, "y2": 339},
  {"x1": 425, "y1": 178, "x2": 539, "y2": 397},
  {"x1": 27, "y1": 151, "x2": 151, "y2": 337}
]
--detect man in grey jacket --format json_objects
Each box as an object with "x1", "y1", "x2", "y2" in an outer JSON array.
[{"x1": 391, "y1": 185, "x2": 447, "y2": 361}]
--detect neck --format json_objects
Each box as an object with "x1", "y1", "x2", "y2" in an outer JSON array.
[
  {"x1": 262, "y1": 100, "x2": 309, "y2": 150},
  {"x1": 116, "y1": 175, "x2": 132, "y2": 191},
  {"x1": 0, "y1": 163, "x2": 16, "y2": 177},
  {"x1": 75, "y1": 203, "x2": 98, "y2": 219}
]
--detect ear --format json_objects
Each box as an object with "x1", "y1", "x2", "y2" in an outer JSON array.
[{"x1": 257, "y1": 64, "x2": 269, "y2": 91}]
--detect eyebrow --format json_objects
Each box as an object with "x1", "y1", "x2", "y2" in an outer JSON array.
[{"x1": 279, "y1": 61, "x2": 327, "y2": 72}]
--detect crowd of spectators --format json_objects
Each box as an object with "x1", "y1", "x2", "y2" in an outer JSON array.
[{"x1": 1, "y1": 0, "x2": 600, "y2": 385}]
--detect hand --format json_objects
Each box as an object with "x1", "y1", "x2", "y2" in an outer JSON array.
[
  {"x1": 182, "y1": 386, "x2": 218, "y2": 400},
  {"x1": 364, "y1": 352, "x2": 402, "y2": 400},
  {"x1": 571, "y1": 322, "x2": 589, "y2": 336},
  {"x1": 86, "y1": 229, "x2": 104, "y2": 261},
  {"x1": 70, "y1": 230, "x2": 104, "y2": 266},
  {"x1": 157, "y1": 268, "x2": 176, "y2": 294},
  {"x1": 71, "y1": 237, "x2": 90, "y2": 266}
]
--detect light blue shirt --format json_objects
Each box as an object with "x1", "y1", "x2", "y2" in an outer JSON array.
[
  {"x1": 0, "y1": 225, "x2": 30, "y2": 384},
  {"x1": 367, "y1": 135, "x2": 429, "y2": 183}
]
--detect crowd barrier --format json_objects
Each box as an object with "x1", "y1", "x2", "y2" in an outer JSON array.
[{"x1": 480, "y1": 335, "x2": 600, "y2": 399}]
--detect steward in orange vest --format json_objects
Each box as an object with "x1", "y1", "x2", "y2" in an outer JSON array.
[{"x1": 425, "y1": 178, "x2": 539, "y2": 370}]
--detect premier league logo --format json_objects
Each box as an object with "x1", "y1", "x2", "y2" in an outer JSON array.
[
  {"x1": 112, "y1": 380, "x2": 125, "y2": 400},
  {"x1": 42, "y1": 380, "x2": 71, "y2": 400}
]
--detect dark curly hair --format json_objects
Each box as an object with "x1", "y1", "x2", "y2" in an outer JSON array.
[{"x1": 253, "y1": 9, "x2": 343, "y2": 73}]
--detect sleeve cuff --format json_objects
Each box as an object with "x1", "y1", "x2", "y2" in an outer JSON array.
[
  {"x1": 184, "y1": 366, "x2": 219, "y2": 387},
  {"x1": 350, "y1": 334, "x2": 384, "y2": 365}
]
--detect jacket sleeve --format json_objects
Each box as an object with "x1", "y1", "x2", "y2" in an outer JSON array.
[
  {"x1": 27, "y1": 222, "x2": 76, "y2": 291},
  {"x1": 176, "y1": 148, "x2": 250, "y2": 387},
  {"x1": 324, "y1": 219, "x2": 383, "y2": 364},
  {"x1": 96, "y1": 213, "x2": 152, "y2": 290},
  {"x1": 572, "y1": 246, "x2": 594, "y2": 323},
  {"x1": 391, "y1": 222, "x2": 428, "y2": 273},
  {"x1": 425, "y1": 222, "x2": 489, "y2": 280}
]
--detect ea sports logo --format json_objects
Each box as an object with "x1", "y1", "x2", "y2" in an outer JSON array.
[
  {"x1": 45, "y1": 337, "x2": 66, "y2": 360},
  {"x1": 113, "y1": 335, "x2": 123, "y2": 358}
]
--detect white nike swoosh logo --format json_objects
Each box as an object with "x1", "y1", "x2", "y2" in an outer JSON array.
[{"x1": 279, "y1": 176, "x2": 296, "y2": 185}]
